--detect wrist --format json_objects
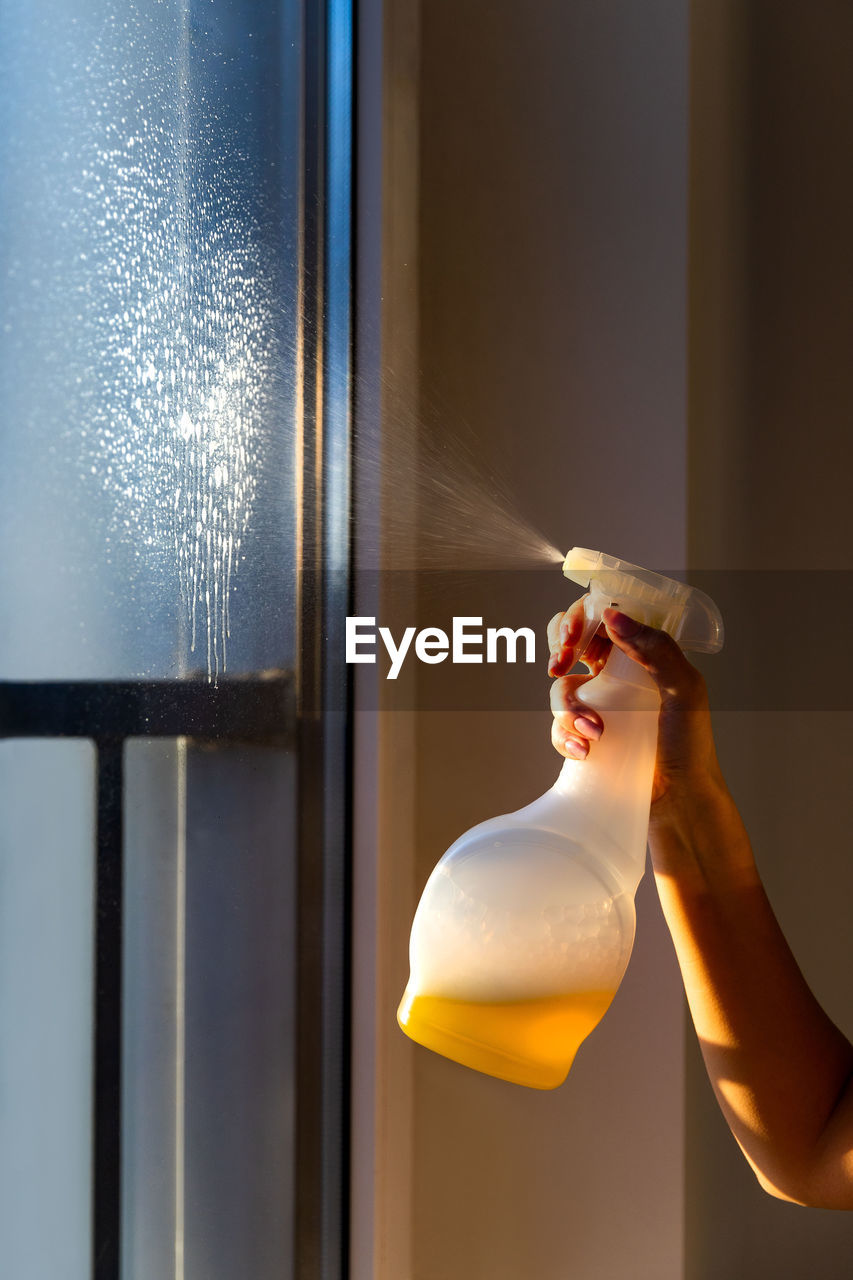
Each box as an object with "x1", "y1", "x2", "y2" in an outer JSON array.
[{"x1": 649, "y1": 774, "x2": 759, "y2": 893}]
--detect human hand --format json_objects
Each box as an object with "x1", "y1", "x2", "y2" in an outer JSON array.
[{"x1": 547, "y1": 596, "x2": 726, "y2": 826}]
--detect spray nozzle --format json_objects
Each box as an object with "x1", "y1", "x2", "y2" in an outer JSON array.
[{"x1": 562, "y1": 547, "x2": 724, "y2": 666}]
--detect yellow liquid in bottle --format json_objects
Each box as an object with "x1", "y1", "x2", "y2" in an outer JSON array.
[{"x1": 397, "y1": 987, "x2": 616, "y2": 1089}]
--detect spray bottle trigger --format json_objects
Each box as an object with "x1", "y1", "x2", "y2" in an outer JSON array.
[{"x1": 574, "y1": 593, "x2": 607, "y2": 672}]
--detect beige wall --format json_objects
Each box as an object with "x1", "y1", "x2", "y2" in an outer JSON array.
[
  {"x1": 356, "y1": 2, "x2": 853, "y2": 1276},
  {"x1": 687, "y1": 2, "x2": 853, "y2": 1275},
  {"x1": 413, "y1": 3, "x2": 689, "y2": 1277},
  {"x1": 351, "y1": 1, "x2": 421, "y2": 1276}
]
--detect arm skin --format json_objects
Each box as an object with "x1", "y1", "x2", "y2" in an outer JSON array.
[{"x1": 547, "y1": 601, "x2": 853, "y2": 1209}]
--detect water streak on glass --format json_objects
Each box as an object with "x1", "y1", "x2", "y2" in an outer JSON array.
[{"x1": 0, "y1": 0, "x2": 299, "y2": 680}]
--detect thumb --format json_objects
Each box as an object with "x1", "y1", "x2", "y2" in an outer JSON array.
[{"x1": 602, "y1": 608, "x2": 703, "y2": 701}]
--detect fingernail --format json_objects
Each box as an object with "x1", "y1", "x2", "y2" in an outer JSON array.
[
  {"x1": 574, "y1": 715, "x2": 601, "y2": 740},
  {"x1": 606, "y1": 610, "x2": 640, "y2": 638},
  {"x1": 564, "y1": 737, "x2": 588, "y2": 759},
  {"x1": 559, "y1": 622, "x2": 570, "y2": 648}
]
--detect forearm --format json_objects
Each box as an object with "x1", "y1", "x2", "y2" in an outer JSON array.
[
  {"x1": 650, "y1": 782, "x2": 853, "y2": 1207},
  {"x1": 549, "y1": 605, "x2": 853, "y2": 1204}
]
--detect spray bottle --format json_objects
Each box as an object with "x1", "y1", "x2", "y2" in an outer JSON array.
[{"x1": 397, "y1": 548, "x2": 723, "y2": 1089}]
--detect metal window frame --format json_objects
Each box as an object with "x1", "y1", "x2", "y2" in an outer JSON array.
[
  {"x1": 0, "y1": 677, "x2": 294, "y2": 1279},
  {"x1": 0, "y1": 0, "x2": 354, "y2": 1274},
  {"x1": 295, "y1": 0, "x2": 353, "y2": 1276}
]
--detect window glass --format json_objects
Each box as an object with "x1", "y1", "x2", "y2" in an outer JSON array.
[
  {"x1": 0, "y1": 741, "x2": 96, "y2": 1280},
  {"x1": 123, "y1": 739, "x2": 296, "y2": 1279},
  {"x1": 0, "y1": 0, "x2": 299, "y2": 680}
]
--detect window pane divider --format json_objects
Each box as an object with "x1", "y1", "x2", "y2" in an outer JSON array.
[{"x1": 0, "y1": 677, "x2": 295, "y2": 744}]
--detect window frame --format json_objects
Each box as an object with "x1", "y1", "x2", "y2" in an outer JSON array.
[{"x1": 0, "y1": 0, "x2": 355, "y2": 1275}]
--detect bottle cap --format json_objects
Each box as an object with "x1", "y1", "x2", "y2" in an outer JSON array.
[{"x1": 562, "y1": 547, "x2": 724, "y2": 662}]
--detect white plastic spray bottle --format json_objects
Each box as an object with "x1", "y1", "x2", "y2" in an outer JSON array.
[{"x1": 397, "y1": 548, "x2": 724, "y2": 1089}]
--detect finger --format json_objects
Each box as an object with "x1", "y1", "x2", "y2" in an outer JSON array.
[
  {"x1": 578, "y1": 632, "x2": 611, "y2": 674},
  {"x1": 551, "y1": 632, "x2": 611, "y2": 678},
  {"x1": 602, "y1": 609, "x2": 706, "y2": 701},
  {"x1": 546, "y1": 611, "x2": 566, "y2": 654},
  {"x1": 548, "y1": 598, "x2": 598, "y2": 677},
  {"x1": 551, "y1": 716, "x2": 590, "y2": 760},
  {"x1": 549, "y1": 674, "x2": 604, "y2": 737},
  {"x1": 557, "y1": 597, "x2": 586, "y2": 649},
  {"x1": 547, "y1": 598, "x2": 585, "y2": 654}
]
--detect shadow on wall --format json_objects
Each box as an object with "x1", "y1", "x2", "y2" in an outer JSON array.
[{"x1": 687, "y1": 1, "x2": 853, "y2": 1277}]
